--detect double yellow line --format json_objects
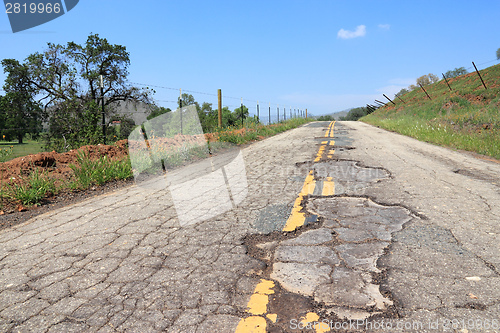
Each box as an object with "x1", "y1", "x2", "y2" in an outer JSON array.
[
  {"x1": 283, "y1": 121, "x2": 335, "y2": 231},
  {"x1": 234, "y1": 121, "x2": 336, "y2": 333}
]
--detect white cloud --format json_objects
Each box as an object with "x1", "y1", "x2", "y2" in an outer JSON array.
[
  {"x1": 378, "y1": 24, "x2": 390, "y2": 31},
  {"x1": 337, "y1": 25, "x2": 366, "y2": 39}
]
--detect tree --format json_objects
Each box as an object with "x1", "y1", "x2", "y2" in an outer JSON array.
[
  {"x1": 1, "y1": 59, "x2": 44, "y2": 143},
  {"x1": 21, "y1": 33, "x2": 152, "y2": 150},
  {"x1": 444, "y1": 67, "x2": 468, "y2": 78},
  {"x1": 233, "y1": 104, "x2": 249, "y2": 125},
  {"x1": 395, "y1": 88, "x2": 409, "y2": 97},
  {"x1": 416, "y1": 73, "x2": 439, "y2": 87},
  {"x1": 497, "y1": 48, "x2": 500, "y2": 60},
  {"x1": 340, "y1": 107, "x2": 369, "y2": 121},
  {"x1": 147, "y1": 106, "x2": 171, "y2": 120},
  {"x1": 178, "y1": 93, "x2": 200, "y2": 111}
]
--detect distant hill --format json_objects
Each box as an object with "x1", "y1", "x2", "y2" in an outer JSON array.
[
  {"x1": 362, "y1": 63, "x2": 500, "y2": 160},
  {"x1": 112, "y1": 100, "x2": 153, "y2": 125},
  {"x1": 315, "y1": 108, "x2": 352, "y2": 120}
]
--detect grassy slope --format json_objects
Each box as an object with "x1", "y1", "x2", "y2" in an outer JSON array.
[{"x1": 361, "y1": 63, "x2": 500, "y2": 159}]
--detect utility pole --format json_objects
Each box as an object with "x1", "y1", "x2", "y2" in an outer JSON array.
[
  {"x1": 100, "y1": 75, "x2": 106, "y2": 145},
  {"x1": 277, "y1": 104, "x2": 279, "y2": 122}
]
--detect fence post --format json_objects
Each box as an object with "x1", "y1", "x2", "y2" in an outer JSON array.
[
  {"x1": 418, "y1": 83, "x2": 432, "y2": 100},
  {"x1": 268, "y1": 102, "x2": 271, "y2": 125},
  {"x1": 179, "y1": 88, "x2": 183, "y2": 134},
  {"x1": 241, "y1": 97, "x2": 244, "y2": 127},
  {"x1": 257, "y1": 101, "x2": 259, "y2": 123},
  {"x1": 472, "y1": 61, "x2": 488, "y2": 90},
  {"x1": 442, "y1": 74, "x2": 452, "y2": 91},
  {"x1": 383, "y1": 94, "x2": 396, "y2": 105},
  {"x1": 395, "y1": 94, "x2": 406, "y2": 104},
  {"x1": 218, "y1": 89, "x2": 222, "y2": 127},
  {"x1": 99, "y1": 75, "x2": 106, "y2": 145}
]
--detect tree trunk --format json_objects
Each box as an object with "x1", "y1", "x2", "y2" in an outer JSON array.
[{"x1": 17, "y1": 134, "x2": 23, "y2": 144}]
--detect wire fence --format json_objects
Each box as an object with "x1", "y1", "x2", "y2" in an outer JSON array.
[
  {"x1": 365, "y1": 58, "x2": 499, "y2": 113},
  {"x1": 129, "y1": 82, "x2": 308, "y2": 126}
]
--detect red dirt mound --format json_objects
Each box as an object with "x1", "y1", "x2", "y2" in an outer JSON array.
[{"x1": 0, "y1": 140, "x2": 129, "y2": 186}]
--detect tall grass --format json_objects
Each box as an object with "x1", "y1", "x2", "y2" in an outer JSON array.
[
  {"x1": 8, "y1": 168, "x2": 56, "y2": 206},
  {"x1": 362, "y1": 63, "x2": 500, "y2": 160},
  {"x1": 217, "y1": 118, "x2": 312, "y2": 144},
  {"x1": 70, "y1": 151, "x2": 133, "y2": 188}
]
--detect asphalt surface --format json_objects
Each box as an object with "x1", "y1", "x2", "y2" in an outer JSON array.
[{"x1": 0, "y1": 121, "x2": 499, "y2": 333}]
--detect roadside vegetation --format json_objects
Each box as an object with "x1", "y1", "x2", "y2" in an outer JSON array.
[
  {"x1": 361, "y1": 63, "x2": 500, "y2": 160},
  {"x1": 0, "y1": 33, "x2": 312, "y2": 211},
  {"x1": 0, "y1": 117, "x2": 311, "y2": 211}
]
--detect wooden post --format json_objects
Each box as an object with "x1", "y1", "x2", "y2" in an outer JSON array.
[
  {"x1": 418, "y1": 83, "x2": 432, "y2": 100},
  {"x1": 395, "y1": 94, "x2": 406, "y2": 104},
  {"x1": 218, "y1": 89, "x2": 222, "y2": 127},
  {"x1": 472, "y1": 62, "x2": 488, "y2": 90},
  {"x1": 306, "y1": 108, "x2": 308, "y2": 118},
  {"x1": 442, "y1": 73, "x2": 452, "y2": 91},
  {"x1": 383, "y1": 94, "x2": 396, "y2": 105}
]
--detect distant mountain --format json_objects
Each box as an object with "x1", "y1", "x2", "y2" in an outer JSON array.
[
  {"x1": 314, "y1": 108, "x2": 353, "y2": 120},
  {"x1": 112, "y1": 100, "x2": 153, "y2": 125}
]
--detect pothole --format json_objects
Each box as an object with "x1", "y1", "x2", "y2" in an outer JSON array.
[{"x1": 245, "y1": 196, "x2": 417, "y2": 323}]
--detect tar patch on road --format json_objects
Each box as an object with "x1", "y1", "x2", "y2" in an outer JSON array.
[{"x1": 236, "y1": 121, "x2": 421, "y2": 332}]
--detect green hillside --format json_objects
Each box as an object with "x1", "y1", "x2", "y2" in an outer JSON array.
[{"x1": 361, "y1": 63, "x2": 500, "y2": 160}]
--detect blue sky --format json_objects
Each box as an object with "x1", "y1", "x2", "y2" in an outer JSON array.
[{"x1": 1, "y1": 0, "x2": 499, "y2": 116}]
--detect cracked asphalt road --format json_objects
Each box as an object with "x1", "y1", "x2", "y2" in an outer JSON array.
[{"x1": 0, "y1": 121, "x2": 499, "y2": 332}]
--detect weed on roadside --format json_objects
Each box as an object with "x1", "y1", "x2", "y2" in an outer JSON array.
[
  {"x1": 70, "y1": 151, "x2": 133, "y2": 188},
  {"x1": 8, "y1": 168, "x2": 56, "y2": 206}
]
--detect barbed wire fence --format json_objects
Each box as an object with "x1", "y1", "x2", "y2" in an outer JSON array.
[
  {"x1": 129, "y1": 82, "x2": 308, "y2": 126},
  {"x1": 366, "y1": 58, "x2": 499, "y2": 113}
]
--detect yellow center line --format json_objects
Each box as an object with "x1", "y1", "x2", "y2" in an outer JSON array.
[
  {"x1": 235, "y1": 121, "x2": 337, "y2": 333},
  {"x1": 301, "y1": 312, "x2": 331, "y2": 333},
  {"x1": 235, "y1": 279, "x2": 276, "y2": 333},
  {"x1": 322, "y1": 177, "x2": 335, "y2": 196}
]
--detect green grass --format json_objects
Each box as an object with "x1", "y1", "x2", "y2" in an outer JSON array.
[
  {"x1": 70, "y1": 151, "x2": 133, "y2": 189},
  {"x1": 0, "y1": 140, "x2": 45, "y2": 161},
  {"x1": 362, "y1": 63, "x2": 500, "y2": 160},
  {"x1": 7, "y1": 168, "x2": 56, "y2": 206},
  {"x1": 0, "y1": 118, "x2": 312, "y2": 209},
  {"x1": 217, "y1": 118, "x2": 313, "y2": 144}
]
